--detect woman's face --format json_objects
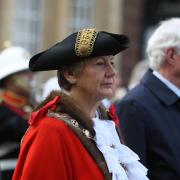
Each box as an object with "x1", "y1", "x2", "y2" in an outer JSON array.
[{"x1": 72, "y1": 55, "x2": 117, "y2": 101}]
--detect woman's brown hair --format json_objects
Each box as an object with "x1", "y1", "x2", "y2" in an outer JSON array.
[{"x1": 57, "y1": 60, "x2": 85, "y2": 91}]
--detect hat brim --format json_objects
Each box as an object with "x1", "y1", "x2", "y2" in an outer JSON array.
[{"x1": 29, "y1": 31, "x2": 130, "y2": 71}]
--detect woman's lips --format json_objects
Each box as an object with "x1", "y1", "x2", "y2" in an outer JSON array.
[{"x1": 101, "y1": 83, "x2": 113, "y2": 87}]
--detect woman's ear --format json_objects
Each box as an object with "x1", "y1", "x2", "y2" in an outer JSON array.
[{"x1": 64, "y1": 69, "x2": 77, "y2": 84}]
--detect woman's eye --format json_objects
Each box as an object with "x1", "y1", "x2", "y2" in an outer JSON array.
[
  {"x1": 96, "y1": 61, "x2": 105, "y2": 66},
  {"x1": 111, "y1": 61, "x2": 115, "y2": 67}
]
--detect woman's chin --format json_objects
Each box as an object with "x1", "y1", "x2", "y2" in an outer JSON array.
[{"x1": 101, "y1": 90, "x2": 114, "y2": 99}]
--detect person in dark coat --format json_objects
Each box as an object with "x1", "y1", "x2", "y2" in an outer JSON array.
[
  {"x1": 0, "y1": 46, "x2": 34, "y2": 180},
  {"x1": 116, "y1": 17, "x2": 180, "y2": 180}
]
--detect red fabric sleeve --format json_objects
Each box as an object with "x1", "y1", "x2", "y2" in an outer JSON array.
[{"x1": 13, "y1": 118, "x2": 72, "y2": 180}]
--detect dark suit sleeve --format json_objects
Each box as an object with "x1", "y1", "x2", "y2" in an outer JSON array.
[{"x1": 116, "y1": 99, "x2": 149, "y2": 166}]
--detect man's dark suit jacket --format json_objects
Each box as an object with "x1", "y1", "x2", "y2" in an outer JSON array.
[{"x1": 116, "y1": 69, "x2": 180, "y2": 180}]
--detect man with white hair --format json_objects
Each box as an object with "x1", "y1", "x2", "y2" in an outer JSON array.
[{"x1": 116, "y1": 17, "x2": 180, "y2": 180}]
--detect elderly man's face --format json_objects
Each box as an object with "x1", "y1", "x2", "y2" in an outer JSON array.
[
  {"x1": 165, "y1": 48, "x2": 180, "y2": 88},
  {"x1": 72, "y1": 55, "x2": 117, "y2": 101},
  {"x1": 172, "y1": 51, "x2": 180, "y2": 87}
]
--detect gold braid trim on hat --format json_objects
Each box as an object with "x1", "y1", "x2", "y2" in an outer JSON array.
[{"x1": 75, "y1": 28, "x2": 98, "y2": 57}]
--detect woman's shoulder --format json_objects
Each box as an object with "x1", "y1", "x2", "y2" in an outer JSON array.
[
  {"x1": 37, "y1": 115, "x2": 70, "y2": 133},
  {"x1": 21, "y1": 115, "x2": 72, "y2": 147}
]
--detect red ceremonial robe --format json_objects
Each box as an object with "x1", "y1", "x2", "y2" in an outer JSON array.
[
  {"x1": 13, "y1": 116, "x2": 104, "y2": 180},
  {"x1": 13, "y1": 91, "x2": 121, "y2": 180}
]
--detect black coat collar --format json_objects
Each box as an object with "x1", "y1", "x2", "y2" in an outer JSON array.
[{"x1": 141, "y1": 69, "x2": 179, "y2": 106}]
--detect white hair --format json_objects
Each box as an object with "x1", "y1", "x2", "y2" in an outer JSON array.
[{"x1": 147, "y1": 17, "x2": 180, "y2": 70}]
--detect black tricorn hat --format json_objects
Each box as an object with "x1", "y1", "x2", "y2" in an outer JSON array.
[{"x1": 29, "y1": 28, "x2": 130, "y2": 71}]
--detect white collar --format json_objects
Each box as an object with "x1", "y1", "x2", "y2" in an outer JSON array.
[
  {"x1": 153, "y1": 70, "x2": 180, "y2": 97},
  {"x1": 92, "y1": 117, "x2": 149, "y2": 180}
]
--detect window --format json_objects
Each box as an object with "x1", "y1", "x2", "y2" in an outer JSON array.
[
  {"x1": 70, "y1": 0, "x2": 94, "y2": 32},
  {"x1": 12, "y1": 0, "x2": 42, "y2": 54}
]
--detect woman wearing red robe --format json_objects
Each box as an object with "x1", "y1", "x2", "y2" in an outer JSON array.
[{"x1": 13, "y1": 28, "x2": 148, "y2": 180}]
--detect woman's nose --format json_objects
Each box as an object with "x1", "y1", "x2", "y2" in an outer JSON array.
[{"x1": 106, "y1": 63, "x2": 116, "y2": 77}]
